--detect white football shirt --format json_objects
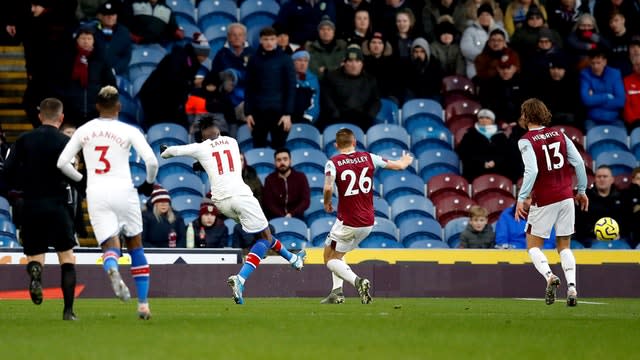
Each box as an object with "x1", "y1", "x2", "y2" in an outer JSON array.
[
  {"x1": 161, "y1": 136, "x2": 254, "y2": 201},
  {"x1": 58, "y1": 118, "x2": 158, "y2": 188}
]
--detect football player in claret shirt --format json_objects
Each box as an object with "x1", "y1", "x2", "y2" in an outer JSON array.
[
  {"x1": 321, "y1": 128, "x2": 413, "y2": 304},
  {"x1": 515, "y1": 98, "x2": 589, "y2": 307}
]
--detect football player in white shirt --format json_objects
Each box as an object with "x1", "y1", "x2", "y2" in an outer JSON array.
[
  {"x1": 57, "y1": 86, "x2": 158, "y2": 319},
  {"x1": 161, "y1": 117, "x2": 306, "y2": 304}
]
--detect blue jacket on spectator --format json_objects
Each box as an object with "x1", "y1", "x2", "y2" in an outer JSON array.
[
  {"x1": 580, "y1": 65, "x2": 625, "y2": 123},
  {"x1": 244, "y1": 46, "x2": 296, "y2": 116},
  {"x1": 93, "y1": 22, "x2": 132, "y2": 77},
  {"x1": 495, "y1": 205, "x2": 556, "y2": 249},
  {"x1": 295, "y1": 70, "x2": 320, "y2": 123},
  {"x1": 207, "y1": 44, "x2": 254, "y2": 107}
]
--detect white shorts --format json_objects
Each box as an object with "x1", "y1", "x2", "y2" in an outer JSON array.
[
  {"x1": 87, "y1": 186, "x2": 142, "y2": 244},
  {"x1": 325, "y1": 219, "x2": 373, "y2": 253},
  {"x1": 214, "y1": 195, "x2": 269, "y2": 234},
  {"x1": 527, "y1": 197, "x2": 575, "y2": 239}
]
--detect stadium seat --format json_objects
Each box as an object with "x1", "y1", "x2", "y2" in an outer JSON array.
[
  {"x1": 446, "y1": 114, "x2": 475, "y2": 134},
  {"x1": 197, "y1": 0, "x2": 237, "y2": 30},
  {"x1": 309, "y1": 217, "x2": 335, "y2": 247},
  {"x1": 171, "y1": 194, "x2": 202, "y2": 220},
  {"x1": 417, "y1": 149, "x2": 460, "y2": 182},
  {"x1": 168, "y1": 0, "x2": 197, "y2": 25},
  {"x1": 323, "y1": 123, "x2": 366, "y2": 153},
  {"x1": 158, "y1": 156, "x2": 196, "y2": 183},
  {"x1": 570, "y1": 239, "x2": 584, "y2": 249},
  {"x1": 147, "y1": 123, "x2": 189, "y2": 150},
  {"x1": 481, "y1": 193, "x2": 516, "y2": 223},
  {"x1": 0, "y1": 219, "x2": 17, "y2": 240},
  {"x1": 359, "y1": 217, "x2": 400, "y2": 247},
  {"x1": 552, "y1": 125, "x2": 585, "y2": 152},
  {"x1": 116, "y1": 75, "x2": 133, "y2": 98},
  {"x1": 382, "y1": 172, "x2": 425, "y2": 203},
  {"x1": 411, "y1": 126, "x2": 453, "y2": 155},
  {"x1": 239, "y1": 0, "x2": 279, "y2": 20},
  {"x1": 359, "y1": 237, "x2": 404, "y2": 248},
  {"x1": 630, "y1": 127, "x2": 640, "y2": 159},
  {"x1": 405, "y1": 239, "x2": 449, "y2": 249},
  {"x1": 286, "y1": 123, "x2": 322, "y2": 150},
  {"x1": 445, "y1": 99, "x2": 481, "y2": 122},
  {"x1": 270, "y1": 217, "x2": 308, "y2": 250},
  {"x1": 434, "y1": 194, "x2": 476, "y2": 226},
  {"x1": 244, "y1": 147, "x2": 276, "y2": 174},
  {"x1": 614, "y1": 173, "x2": 632, "y2": 190},
  {"x1": 398, "y1": 216, "x2": 442, "y2": 247},
  {"x1": 366, "y1": 124, "x2": 410, "y2": 154},
  {"x1": 401, "y1": 99, "x2": 444, "y2": 134},
  {"x1": 118, "y1": 95, "x2": 140, "y2": 126},
  {"x1": 376, "y1": 148, "x2": 417, "y2": 175},
  {"x1": 390, "y1": 195, "x2": 435, "y2": 225},
  {"x1": 444, "y1": 217, "x2": 469, "y2": 248},
  {"x1": 595, "y1": 151, "x2": 638, "y2": 177},
  {"x1": 585, "y1": 125, "x2": 629, "y2": 159},
  {"x1": 373, "y1": 196, "x2": 391, "y2": 219},
  {"x1": 129, "y1": 44, "x2": 166, "y2": 80},
  {"x1": 426, "y1": 173, "x2": 470, "y2": 203},
  {"x1": 236, "y1": 124, "x2": 254, "y2": 152},
  {"x1": 176, "y1": 18, "x2": 201, "y2": 43},
  {"x1": 305, "y1": 195, "x2": 336, "y2": 224},
  {"x1": 441, "y1": 75, "x2": 475, "y2": 99},
  {"x1": 291, "y1": 148, "x2": 328, "y2": 174},
  {"x1": 131, "y1": 72, "x2": 151, "y2": 98},
  {"x1": 590, "y1": 239, "x2": 631, "y2": 249},
  {"x1": 306, "y1": 172, "x2": 325, "y2": 197},
  {"x1": 471, "y1": 174, "x2": 514, "y2": 202},
  {"x1": 0, "y1": 196, "x2": 10, "y2": 218},
  {"x1": 375, "y1": 98, "x2": 399, "y2": 125},
  {"x1": 130, "y1": 162, "x2": 147, "y2": 187},
  {"x1": 161, "y1": 173, "x2": 205, "y2": 197}
]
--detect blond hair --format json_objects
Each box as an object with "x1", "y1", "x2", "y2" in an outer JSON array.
[{"x1": 469, "y1": 205, "x2": 488, "y2": 219}]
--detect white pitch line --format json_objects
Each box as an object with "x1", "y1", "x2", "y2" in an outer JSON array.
[{"x1": 515, "y1": 298, "x2": 607, "y2": 305}]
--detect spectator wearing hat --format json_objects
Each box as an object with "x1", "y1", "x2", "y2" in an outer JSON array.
[
  {"x1": 531, "y1": 54, "x2": 582, "y2": 127},
  {"x1": 291, "y1": 50, "x2": 320, "y2": 124},
  {"x1": 479, "y1": 53, "x2": 527, "y2": 131},
  {"x1": 604, "y1": 11, "x2": 632, "y2": 75},
  {"x1": 503, "y1": 0, "x2": 547, "y2": 36},
  {"x1": 580, "y1": 48, "x2": 625, "y2": 129},
  {"x1": 186, "y1": 199, "x2": 228, "y2": 248},
  {"x1": 60, "y1": 26, "x2": 116, "y2": 126},
  {"x1": 474, "y1": 28, "x2": 519, "y2": 85},
  {"x1": 274, "y1": 0, "x2": 336, "y2": 47},
  {"x1": 566, "y1": 13, "x2": 611, "y2": 70},
  {"x1": 398, "y1": 37, "x2": 444, "y2": 102},
  {"x1": 519, "y1": 27, "x2": 565, "y2": 83},
  {"x1": 422, "y1": 0, "x2": 458, "y2": 43},
  {"x1": 142, "y1": 186, "x2": 186, "y2": 248},
  {"x1": 547, "y1": 0, "x2": 579, "y2": 40},
  {"x1": 336, "y1": 0, "x2": 373, "y2": 39},
  {"x1": 306, "y1": 16, "x2": 348, "y2": 79},
  {"x1": 93, "y1": 1, "x2": 132, "y2": 77},
  {"x1": 320, "y1": 46, "x2": 380, "y2": 131},
  {"x1": 363, "y1": 32, "x2": 398, "y2": 100},
  {"x1": 342, "y1": 8, "x2": 372, "y2": 47},
  {"x1": 452, "y1": 0, "x2": 503, "y2": 33},
  {"x1": 510, "y1": 5, "x2": 562, "y2": 61},
  {"x1": 244, "y1": 27, "x2": 296, "y2": 149},
  {"x1": 430, "y1": 16, "x2": 465, "y2": 76},
  {"x1": 460, "y1": 2, "x2": 506, "y2": 78},
  {"x1": 457, "y1": 108, "x2": 514, "y2": 181},
  {"x1": 122, "y1": 0, "x2": 183, "y2": 45},
  {"x1": 623, "y1": 39, "x2": 640, "y2": 130}
]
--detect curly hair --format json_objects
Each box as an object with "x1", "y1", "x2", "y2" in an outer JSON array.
[{"x1": 521, "y1": 98, "x2": 552, "y2": 127}]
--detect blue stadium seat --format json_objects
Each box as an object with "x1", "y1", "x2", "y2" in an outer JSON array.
[
  {"x1": 197, "y1": 0, "x2": 237, "y2": 30},
  {"x1": 168, "y1": 0, "x2": 197, "y2": 25},
  {"x1": 359, "y1": 237, "x2": 404, "y2": 248},
  {"x1": 390, "y1": 195, "x2": 435, "y2": 225},
  {"x1": 131, "y1": 72, "x2": 151, "y2": 98},
  {"x1": 130, "y1": 162, "x2": 147, "y2": 187},
  {"x1": 0, "y1": 235, "x2": 20, "y2": 248},
  {"x1": 585, "y1": 125, "x2": 629, "y2": 159},
  {"x1": 401, "y1": 99, "x2": 444, "y2": 134},
  {"x1": 271, "y1": 217, "x2": 308, "y2": 250},
  {"x1": 176, "y1": 17, "x2": 201, "y2": 43},
  {"x1": 366, "y1": 217, "x2": 399, "y2": 243},
  {"x1": 203, "y1": 22, "x2": 233, "y2": 57},
  {"x1": 116, "y1": 75, "x2": 133, "y2": 97},
  {"x1": 239, "y1": 0, "x2": 279, "y2": 20},
  {"x1": 375, "y1": 98, "x2": 399, "y2": 125},
  {"x1": 147, "y1": 123, "x2": 189, "y2": 150},
  {"x1": 375, "y1": 168, "x2": 413, "y2": 184},
  {"x1": 411, "y1": 126, "x2": 453, "y2": 154},
  {"x1": 630, "y1": 127, "x2": 640, "y2": 159},
  {"x1": 590, "y1": 239, "x2": 631, "y2": 249},
  {"x1": 157, "y1": 156, "x2": 196, "y2": 183},
  {"x1": 382, "y1": 173, "x2": 425, "y2": 203},
  {"x1": 0, "y1": 196, "x2": 10, "y2": 218},
  {"x1": 286, "y1": 123, "x2": 322, "y2": 150},
  {"x1": 172, "y1": 194, "x2": 202, "y2": 220},
  {"x1": 291, "y1": 148, "x2": 328, "y2": 174},
  {"x1": 244, "y1": 147, "x2": 275, "y2": 174},
  {"x1": 570, "y1": 239, "x2": 584, "y2": 249},
  {"x1": 236, "y1": 124, "x2": 253, "y2": 153},
  {"x1": 305, "y1": 195, "x2": 336, "y2": 224},
  {"x1": 398, "y1": 216, "x2": 442, "y2": 247},
  {"x1": 426, "y1": 173, "x2": 469, "y2": 203},
  {"x1": 373, "y1": 196, "x2": 390, "y2": 219},
  {"x1": 161, "y1": 173, "x2": 205, "y2": 197},
  {"x1": 306, "y1": 172, "x2": 325, "y2": 197},
  {"x1": 418, "y1": 149, "x2": 461, "y2": 182},
  {"x1": 323, "y1": 123, "x2": 366, "y2": 153},
  {"x1": 595, "y1": 151, "x2": 638, "y2": 177},
  {"x1": 129, "y1": 44, "x2": 166, "y2": 79},
  {"x1": 375, "y1": 148, "x2": 417, "y2": 175},
  {"x1": 405, "y1": 239, "x2": 449, "y2": 249},
  {"x1": 0, "y1": 219, "x2": 17, "y2": 240},
  {"x1": 309, "y1": 217, "x2": 335, "y2": 247},
  {"x1": 366, "y1": 124, "x2": 410, "y2": 154},
  {"x1": 444, "y1": 217, "x2": 469, "y2": 248},
  {"x1": 118, "y1": 95, "x2": 140, "y2": 126}
]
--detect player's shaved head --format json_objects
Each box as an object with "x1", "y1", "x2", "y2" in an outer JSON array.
[
  {"x1": 335, "y1": 128, "x2": 356, "y2": 149},
  {"x1": 39, "y1": 98, "x2": 63, "y2": 121},
  {"x1": 96, "y1": 85, "x2": 120, "y2": 113},
  {"x1": 520, "y1": 98, "x2": 552, "y2": 127}
]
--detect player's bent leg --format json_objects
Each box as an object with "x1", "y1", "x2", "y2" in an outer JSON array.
[
  {"x1": 101, "y1": 237, "x2": 131, "y2": 302},
  {"x1": 26, "y1": 256, "x2": 44, "y2": 305},
  {"x1": 228, "y1": 238, "x2": 269, "y2": 304},
  {"x1": 321, "y1": 245, "x2": 346, "y2": 304}
]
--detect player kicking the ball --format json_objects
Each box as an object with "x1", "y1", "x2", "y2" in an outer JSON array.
[
  {"x1": 321, "y1": 128, "x2": 413, "y2": 304},
  {"x1": 515, "y1": 98, "x2": 589, "y2": 307},
  {"x1": 160, "y1": 117, "x2": 305, "y2": 304}
]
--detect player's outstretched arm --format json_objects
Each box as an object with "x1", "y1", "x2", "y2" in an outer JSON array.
[{"x1": 385, "y1": 152, "x2": 414, "y2": 170}]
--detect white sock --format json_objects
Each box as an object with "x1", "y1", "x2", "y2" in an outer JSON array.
[
  {"x1": 331, "y1": 272, "x2": 344, "y2": 292},
  {"x1": 327, "y1": 259, "x2": 357, "y2": 287},
  {"x1": 237, "y1": 275, "x2": 246, "y2": 285},
  {"x1": 560, "y1": 248, "x2": 576, "y2": 287},
  {"x1": 528, "y1": 247, "x2": 553, "y2": 281}
]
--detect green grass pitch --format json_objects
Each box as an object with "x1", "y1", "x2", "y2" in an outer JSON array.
[{"x1": 2, "y1": 298, "x2": 638, "y2": 359}]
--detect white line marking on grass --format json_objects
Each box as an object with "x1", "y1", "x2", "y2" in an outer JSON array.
[{"x1": 514, "y1": 298, "x2": 607, "y2": 305}]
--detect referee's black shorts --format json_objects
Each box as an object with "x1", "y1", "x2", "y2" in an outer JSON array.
[{"x1": 21, "y1": 198, "x2": 76, "y2": 256}]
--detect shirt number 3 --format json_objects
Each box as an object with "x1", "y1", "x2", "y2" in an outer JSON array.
[{"x1": 95, "y1": 146, "x2": 111, "y2": 174}]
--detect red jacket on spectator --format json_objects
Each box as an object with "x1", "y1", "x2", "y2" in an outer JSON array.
[{"x1": 623, "y1": 71, "x2": 640, "y2": 125}]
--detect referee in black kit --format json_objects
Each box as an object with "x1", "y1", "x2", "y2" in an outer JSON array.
[{"x1": 3, "y1": 98, "x2": 78, "y2": 320}]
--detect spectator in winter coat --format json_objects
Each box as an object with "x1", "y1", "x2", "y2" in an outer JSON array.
[
  {"x1": 187, "y1": 200, "x2": 228, "y2": 248},
  {"x1": 547, "y1": 0, "x2": 579, "y2": 40},
  {"x1": 263, "y1": 148, "x2": 311, "y2": 220},
  {"x1": 142, "y1": 186, "x2": 186, "y2": 248},
  {"x1": 474, "y1": 28, "x2": 519, "y2": 86},
  {"x1": 604, "y1": 11, "x2": 632, "y2": 75},
  {"x1": 422, "y1": 0, "x2": 458, "y2": 43},
  {"x1": 342, "y1": 9, "x2": 372, "y2": 47},
  {"x1": 567, "y1": 14, "x2": 611, "y2": 70},
  {"x1": 479, "y1": 54, "x2": 527, "y2": 129},
  {"x1": 274, "y1": 0, "x2": 336, "y2": 47},
  {"x1": 460, "y1": 3, "x2": 506, "y2": 79},
  {"x1": 306, "y1": 17, "x2": 348, "y2": 79},
  {"x1": 503, "y1": 0, "x2": 547, "y2": 36},
  {"x1": 623, "y1": 40, "x2": 640, "y2": 130},
  {"x1": 336, "y1": 0, "x2": 373, "y2": 39},
  {"x1": 398, "y1": 37, "x2": 444, "y2": 102},
  {"x1": 93, "y1": 1, "x2": 131, "y2": 77},
  {"x1": 458, "y1": 206, "x2": 496, "y2": 248},
  {"x1": 453, "y1": 0, "x2": 504, "y2": 33},
  {"x1": 291, "y1": 50, "x2": 320, "y2": 124},
  {"x1": 580, "y1": 49, "x2": 625, "y2": 127},
  {"x1": 533, "y1": 55, "x2": 583, "y2": 128},
  {"x1": 362, "y1": 32, "x2": 398, "y2": 101},
  {"x1": 509, "y1": 5, "x2": 562, "y2": 62},
  {"x1": 429, "y1": 17, "x2": 465, "y2": 76}
]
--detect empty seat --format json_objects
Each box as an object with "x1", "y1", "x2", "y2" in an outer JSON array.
[
  {"x1": 590, "y1": 239, "x2": 631, "y2": 249},
  {"x1": 595, "y1": 151, "x2": 638, "y2": 177},
  {"x1": 306, "y1": 172, "x2": 325, "y2": 197},
  {"x1": 614, "y1": 173, "x2": 632, "y2": 190},
  {"x1": 417, "y1": 149, "x2": 460, "y2": 182},
  {"x1": 161, "y1": 173, "x2": 205, "y2": 197},
  {"x1": 171, "y1": 194, "x2": 202, "y2": 220},
  {"x1": 198, "y1": 0, "x2": 237, "y2": 30},
  {"x1": 0, "y1": 235, "x2": 20, "y2": 248},
  {"x1": 471, "y1": 173, "x2": 514, "y2": 202},
  {"x1": 323, "y1": 123, "x2": 366, "y2": 153},
  {"x1": 305, "y1": 195, "x2": 336, "y2": 224},
  {"x1": 390, "y1": 194, "x2": 435, "y2": 224},
  {"x1": 585, "y1": 125, "x2": 629, "y2": 159},
  {"x1": 630, "y1": 127, "x2": 640, "y2": 158},
  {"x1": 359, "y1": 237, "x2": 404, "y2": 248},
  {"x1": 286, "y1": 123, "x2": 322, "y2": 150},
  {"x1": 0, "y1": 219, "x2": 17, "y2": 240},
  {"x1": 270, "y1": 217, "x2": 308, "y2": 250},
  {"x1": 376, "y1": 148, "x2": 417, "y2": 175},
  {"x1": 481, "y1": 193, "x2": 516, "y2": 223},
  {"x1": 435, "y1": 194, "x2": 476, "y2": 226},
  {"x1": 366, "y1": 124, "x2": 410, "y2": 154},
  {"x1": 411, "y1": 125, "x2": 453, "y2": 154},
  {"x1": 244, "y1": 147, "x2": 276, "y2": 174},
  {"x1": 0, "y1": 196, "x2": 10, "y2": 218},
  {"x1": 157, "y1": 156, "x2": 196, "y2": 182},
  {"x1": 147, "y1": 122, "x2": 189, "y2": 149},
  {"x1": 168, "y1": 0, "x2": 197, "y2": 25},
  {"x1": 405, "y1": 239, "x2": 449, "y2": 249},
  {"x1": 130, "y1": 162, "x2": 147, "y2": 187},
  {"x1": 291, "y1": 148, "x2": 328, "y2": 174},
  {"x1": 240, "y1": 0, "x2": 279, "y2": 46},
  {"x1": 401, "y1": 98, "x2": 444, "y2": 134},
  {"x1": 441, "y1": 75, "x2": 475, "y2": 98},
  {"x1": 426, "y1": 173, "x2": 470, "y2": 203},
  {"x1": 552, "y1": 125, "x2": 585, "y2": 151},
  {"x1": 129, "y1": 44, "x2": 166, "y2": 79},
  {"x1": 359, "y1": 217, "x2": 399, "y2": 246},
  {"x1": 382, "y1": 172, "x2": 425, "y2": 202},
  {"x1": 444, "y1": 217, "x2": 469, "y2": 248},
  {"x1": 445, "y1": 99, "x2": 481, "y2": 122},
  {"x1": 309, "y1": 217, "x2": 335, "y2": 247},
  {"x1": 375, "y1": 98, "x2": 399, "y2": 125},
  {"x1": 398, "y1": 216, "x2": 442, "y2": 247},
  {"x1": 373, "y1": 196, "x2": 391, "y2": 219}
]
